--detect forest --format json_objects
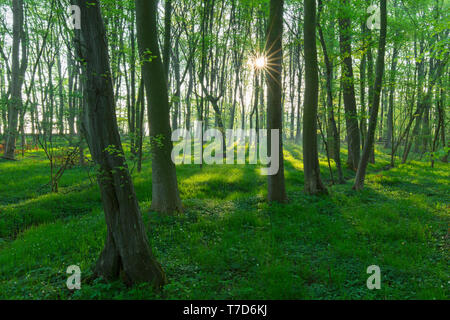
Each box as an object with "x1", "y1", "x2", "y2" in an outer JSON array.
[{"x1": 0, "y1": 0, "x2": 448, "y2": 301}]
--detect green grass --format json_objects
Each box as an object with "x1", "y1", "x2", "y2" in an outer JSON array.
[{"x1": 0, "y1": 142, "x2": 448, "y2": 300}]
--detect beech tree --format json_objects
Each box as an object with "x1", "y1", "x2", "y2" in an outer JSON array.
[
  {"x1": 3, "y1": 0, "x2": 26, "y2": 160},
  {"x1": 338, "y1": 0, "x2": 360, "y2": 171},
  {"x1": 266, "y1": 0, "x2": 287, "y2": 203},
  {"x1": 73, "y1": 0, "x2": 166, "y2": 287},
  {"x1": 354, "y1": 0, "x2": 388, "y2": 190},
  {"x1": 135, "y1": 0, "x2": 183, "y2": 214},
  {"x1": 302, "y1": 0, "x2": 327, "y2": 195},
  {"x1": 317, "y1": 0, "x2": 344, "y2": 184}
]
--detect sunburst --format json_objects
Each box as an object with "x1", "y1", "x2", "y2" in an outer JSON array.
[{"x1": 247, "y1": 33, "x2": 284, "y2": 88}]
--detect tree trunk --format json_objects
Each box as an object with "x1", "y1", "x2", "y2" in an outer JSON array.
[
  {"x1": 74, "y1": 0, "x2": 166, "y2": 288},
  {"x1": 266, "y1": 0, "x2": 287, "y2": 203},
  {"x1": 360, "y1": 21, "x2": 367, "y2": 149},
  {"x1": 303, "y1": 0, "x2": 328, "y2": 194},
  {"x1": 318, "y1": 0, "x2": 344, "y2": 184},
  {"x1": 163, "y1": 0, "x2": 172, "y2": 81},
  {"x1": 4, "y1": 0, "x2": 26, "y2": 160},
  {"x1": 57, "y1": 51, "x2": 64, "y2": 136},
  {"x1": 136, "y1": 0, "x2": 183, "y2": 214},
  {"x1": 295, "y1": 43, "x2": 303, "y2": 145},
  {"x1": 338, "y1": 0, "x2": 360, "y2": 171},
  {"x1": 354, "y1": 0, "x2": 387, "y2": 190},
  {"x1": 385, "y1": 46, "x2": 399, "y2": 149}
]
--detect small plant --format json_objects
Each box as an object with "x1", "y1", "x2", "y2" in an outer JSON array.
[{"x1": 37, "y1": 135, "x2": 80, "y2": 193}]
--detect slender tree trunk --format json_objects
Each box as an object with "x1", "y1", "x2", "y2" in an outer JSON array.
[
  {"x1": 318, "y1": 0, "x2": 344, "y2": 184},
  {"x1": 163, "y1": 0, "x2": 172, "y2": 81},
  {"x1": 360, "y1": 22, "x2": 367, "y2": 149},
  {"x1": 130, "y1": 11, "x2": 137, "y2": 156},
  {"x1": 289, "y1": 44, "x2": 295, "y2": 140},
  {"x1": 136, "y1": 0, "x2": 183, "y2": 214},
  {"x1": 67, "y1": 50, "x2": 75, "y2": 138},
  {"x1": 303, "y1": 0, "x2": 328, "y2": 194},
  {"x1": 354, "y1": 0, "x2": 387, "y2": 190},
  {"x1": 137, "y1": 77, "x2": 145, "y2": 173},
  {"x1": 266, "y1": 0, "x2": 287, "y2": 203},
  {"x1": 57, "y1": 51, "x2": 64, "y2": 136},
  {"x1": 295, "y1": 44, "x2": 303, "y2": 145},
  {"x1": 385, "y1": 46, "x2": 399, "y2": 149},
  {"x1": 4, "y1": 0, "x2": 26, "y2": 160},
  {"x1": 186, "y1": 64, "x2": 193, "y2": 130},
  {"x1": 367, "y1": 35, "x2": 376, "y2": 164},
  {"x1": 402, "y1": 55, "x2": 446, "y2": 163},
  {"x1": 438, "y1": 85, "x2": 447, "y2": 163},
  {"x1": 172, "y1": 37, "x2": 181, "y2": 131},
  {"x1": 338, "y1": 0, "x2": 360, "y2": 171}
]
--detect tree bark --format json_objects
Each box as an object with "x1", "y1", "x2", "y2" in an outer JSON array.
[
  {"x1": 354, "y1": 0, "x2": 387, "y2": 190},
  {"x1": 266, "y1": 0, "x2": 287, "y2": 203},
  {"x1": 163, "y1": 0, "x2": 172, "y2": 81},
  {"x1": 303, "y1": 0, "x2": 328, "y2": 194},
  {"x1": 74, "y1": 0, "x2": 166, "y2": 288},
  {"x1": 385, "y1": 46, "x2": 399, "y2": 149},
  {"x1": 135, "y1": 0, "x2": 183, "y2": 214},
  {"x1": 4, "y1": 0, "x2": 26, "y2": 160},
  {"x1": 318, "y1": 0, "x2": 344, "y2": 184},
  {"x1": 338, "y1": 0, "x2": 361, "y2": 171}
]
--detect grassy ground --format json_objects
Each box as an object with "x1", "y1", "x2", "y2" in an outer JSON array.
[{"x1": 0, "y1": 142, "x2": 448, "y2": 300}]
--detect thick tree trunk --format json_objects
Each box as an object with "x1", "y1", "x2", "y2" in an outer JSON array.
[
  {"x1": 136, "y1": 0, "x2": 183, "y2": 214},
  {"x1": 354, "y1": 0, "x2": 387, "y2": 190},
  {"x1": 266, "y1": 0, "x2": 287, "y2": 203},
  {"x1": 74, "y1": 0, "x2": 166, "y2": 288}
]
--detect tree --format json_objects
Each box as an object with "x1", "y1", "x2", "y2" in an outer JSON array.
[
  {"x1": 302, "y1": 0, "x2": 328, "y2": 195},
  {"x1": 135, "y1": 0, "x2": 183, "y2": 213},
  {"x1": 338, "y1": 0, "x2": 360, "y2": 171},
  {"x1": 163, "y1": 0, "x2": 172, "y2": 81},
  {"x1": 266, "y1": 0, "x2": 287, "y2": 203},
  {"x1": 354, "y1": 0, "x2": 387, "y2": 190},
  {"x1": 73, "y1": 0, "x2": 166, "y2": 287},
  {"x1": 3, "y1": 0, "x2": 26, "y2": 160},
  {"x1": 317, "y1": 0, "x2": 344, "y2": 184}
]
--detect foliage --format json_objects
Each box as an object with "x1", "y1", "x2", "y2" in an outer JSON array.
[{"x1": 0, "y1": 144, "x2": 448, "y2": 299}]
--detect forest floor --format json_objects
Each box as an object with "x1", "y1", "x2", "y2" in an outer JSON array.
[{"x1": 0, "y1": 142, "x2": 448, "y2": 299}]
